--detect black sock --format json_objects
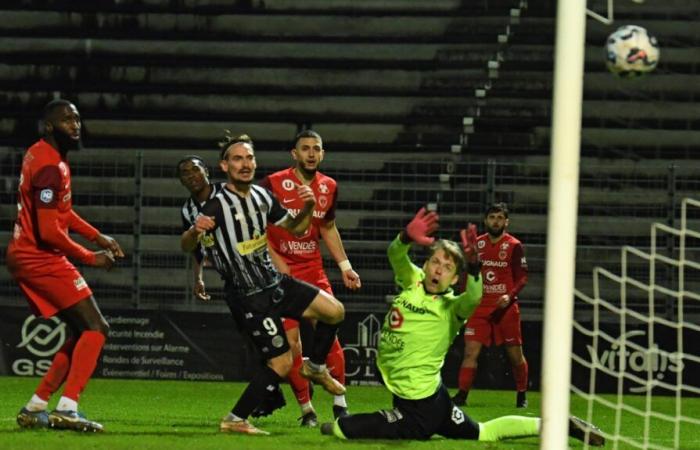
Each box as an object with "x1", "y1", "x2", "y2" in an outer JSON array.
[
  {"x1": 231, "y1": 366, "x2": 282, "y2": 419},
  {"x1": 310, "y1": 321, "x2": 338, "y2": 366}
]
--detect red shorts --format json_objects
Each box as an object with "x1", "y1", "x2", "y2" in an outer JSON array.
[
  {"x1": 464, "y1": 302, "x2": 522, "y2": 347},
  {"x1": 7, "y1": 252, "x2": 93, "y2": 318},
  {"x1": 282, "y1": 266, "x2": 333, "y2": 331}
]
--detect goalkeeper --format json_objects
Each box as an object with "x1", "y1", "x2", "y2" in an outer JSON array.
[{"x1": 321, "y1": 208, "x2": 604, "y2": 446}]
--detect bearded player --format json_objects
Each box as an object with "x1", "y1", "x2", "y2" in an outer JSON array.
[
  {"x1": 453, "y1": 202, "x2": 529, "y2": 408},
  {"x1": 7, "y1": 99, "x2": 124, "y2": 432},
  {"x1": 259, "y1": 130, "x2": 361, "y2": 427}
]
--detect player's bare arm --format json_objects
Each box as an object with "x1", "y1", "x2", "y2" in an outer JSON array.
[
  {"x1": 319, "y1": 220, "x2": 361, "y2": 290},
  {"x1": 280, "y1": 183, "x2": 315, "y2": 236},
  {"x1": 192, "y1": 257, "x2": 211, "y2": 301},
  {"x1": 181, "y1": 215, "x2": 215, "y2": 252}
]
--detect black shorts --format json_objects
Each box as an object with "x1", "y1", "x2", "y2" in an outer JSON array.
[
  {"x1": 337, "y1": 384, "x2": 480, "y2": 440},
  {"x1": 225, "y1": 274, "x2": 320, "y2": 359}
]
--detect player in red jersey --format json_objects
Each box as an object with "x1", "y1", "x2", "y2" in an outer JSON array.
[
  {"x1": 6, "y1": 99, "x2": 124, "y2": 432},
  {"x1": 453, "y1": 203, "x2": 529, "y2": 408},
  {"x1": 260, "y1": 130, "x2": 361, "y2": 426}
]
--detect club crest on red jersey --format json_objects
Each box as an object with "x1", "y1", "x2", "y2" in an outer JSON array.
[{"x1": 282, "y1": 179, "x2": 295, "y2": 191}]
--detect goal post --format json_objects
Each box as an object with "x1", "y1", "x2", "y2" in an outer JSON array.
[{"x1": 540, "y1": 0, "x2": 587, "y2": 448}]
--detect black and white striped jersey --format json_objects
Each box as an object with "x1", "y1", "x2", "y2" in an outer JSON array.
[
  {"x1": 200, "y1": 184, "x2": 289, "y2": 297},
  {"x1": 180, "y1": 182, "x2": 225, "y2": 263}
]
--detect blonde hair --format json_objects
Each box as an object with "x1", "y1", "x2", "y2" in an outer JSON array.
[{"x1": 429, "y1": 239, "x2": 465, "y2": 274}]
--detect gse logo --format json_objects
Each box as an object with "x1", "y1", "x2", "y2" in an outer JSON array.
[{"x1": 13, "y1": 315, "x2": 66, "y2": 376}]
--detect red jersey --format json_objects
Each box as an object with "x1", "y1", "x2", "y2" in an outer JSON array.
[
  {"x1": 476, "y1": 232, "x2": 528, "y2": 308},
  {"x1": 260, "y1": 167, "x2": 337, "y2": 270},
  {"x1": 7, "y1": 139, "x2": 97, "y2": 265}
]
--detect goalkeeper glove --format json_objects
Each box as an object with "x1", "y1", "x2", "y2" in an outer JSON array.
[
  {"x1": 405, "y1": 207, "x2": 439, "y2": 246},
  {"x1": 460, "y1": 223, "x2": 482, "y2": 278}
]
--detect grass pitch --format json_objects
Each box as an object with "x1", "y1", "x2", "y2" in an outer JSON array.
[{"x1": 0, "y1": 376, "x2": 698, "y2": 449}]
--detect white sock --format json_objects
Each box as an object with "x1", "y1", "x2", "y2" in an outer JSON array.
[
  {"x1": 300, "y1": 401, "x2": 314, "y2": 414},
  {"x1": 307, "y1": 361, "x2": 326, "y2": 372},
  {"x1": 56, "y1": 396, "x2": 78, "y2": 412},
  {"x1": 224, "y1": 412, "x2": 244, "y2": 422},
  {"x1": 333, "y1": 395, "x2": 347, "y2": 408},
  {"x1": 25, "y1": 394, "x2": 48, "y2": 412}
]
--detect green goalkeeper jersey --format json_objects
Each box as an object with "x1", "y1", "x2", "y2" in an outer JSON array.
[{"x1": 377, "y1": 234, "x2": 483, "y2": 400}]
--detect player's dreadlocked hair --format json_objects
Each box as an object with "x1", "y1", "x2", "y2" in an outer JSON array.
[
  {"x1": 175, "y1": 155, "x2": 209, "y2": 178},
  {"x1": 429, "y1": 239, "x2": 466, "y2": 275},
  {"x1": 219, "y1": 131, "x2": 254, "y2": 160}
]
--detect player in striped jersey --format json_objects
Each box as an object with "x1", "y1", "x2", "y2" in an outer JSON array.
[
  {"x1": 181, "y1": 133, "x2": 346, "y2": 436},
  {"x1": 177, "y1": 155, "x2": 225, "y2": 301}
]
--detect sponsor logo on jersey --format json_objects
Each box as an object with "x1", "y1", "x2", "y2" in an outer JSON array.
[
  {"x1": 281, "y1": 240, "x2": 317, "y2": 253},
  {"x1": 485, "y1": 270, "x2": 496, "y2": 282},
  {"x1": 39, "y1": 189, "x2": 54, "y2": 203},
  {"x1": 388, "y1": 307, "x2": 404, "y2": 329},
  {"x1": 381, "y1": 328, "x2": 405, "y2": 351},
  {"x1": 74, "y1": 276, "x2": 87, "y2": 291},
  {"x1": 482, "y1": 260, "x2": 509, "y2": 267},
  {"x1": 399, "y1": 298, "x2": 427, "y2": 315},
  {"x1": 282, "y1": 179, "x2": 295, "y2": 191},
  {"x1": 285, "y1": 208, "x2": 327, "y2": 219},
  {"x1": 484, "y1": 283, "x2": 507, "y2": 294},
  {"x1": 236, "y1": 232, "x2": 268, "y2": 255}
]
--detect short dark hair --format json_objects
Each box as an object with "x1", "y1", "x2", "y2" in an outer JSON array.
[
  {"x1": 43, "y1": 99, "x2": 74, "y2": 120},
  {"x1": 219, "y1": 131, "x2": 253, "y2": 160},
  {"x1": 294, "y1": 129, "x2": 322, "y2": 147},
  {"x1": 176, "y1": 155, "x2": 208, "y2": 177},
  {"x1": 428, "y1": 239, "x2": 465, "y2": 275},
  {"x1": 485, "y1": 202, "x2": 509, "y2": 218}
]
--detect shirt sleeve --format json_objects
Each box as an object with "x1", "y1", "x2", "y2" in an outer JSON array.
[
  {"x1": 32, "y1": 165, "x2": 61, "y2": 209},
  {"x1": 32, "y1": 166, "x2": 95, "y2": 264},
  {"x1": 387, "y1": 234, "x2": 423, "y2": 289},
  {"x1": 200, "y1": 197, "x2": 223, "y2": 232},
  {"x1": 453, "y1": 274, "x2": 483, "y2": 321},
  {"x1": 68, "y1": 210, "x2": 99, "y2": 241},
  {"x1": 508, "y1": 242, "x2": 528, "y2": 299},
  {"x1": 264, "y1": 187, "x2": 288, "y2": 225}
]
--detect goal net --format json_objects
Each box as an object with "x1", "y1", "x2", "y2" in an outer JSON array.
[{"x1": 571, "y1": 198, "x2": 700, "y2": 449}]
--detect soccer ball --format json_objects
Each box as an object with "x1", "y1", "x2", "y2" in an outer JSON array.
[{"x1": 605, "y1": 25, "x2": 660, "y2": 77}]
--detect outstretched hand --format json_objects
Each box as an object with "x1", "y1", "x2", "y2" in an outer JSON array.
[
  {"x1": 460, "y1": 223, "x2": 481, "y2": 277},
  {"x1": 405, "y1": 207, "x2": 439, "y2": 246}
]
